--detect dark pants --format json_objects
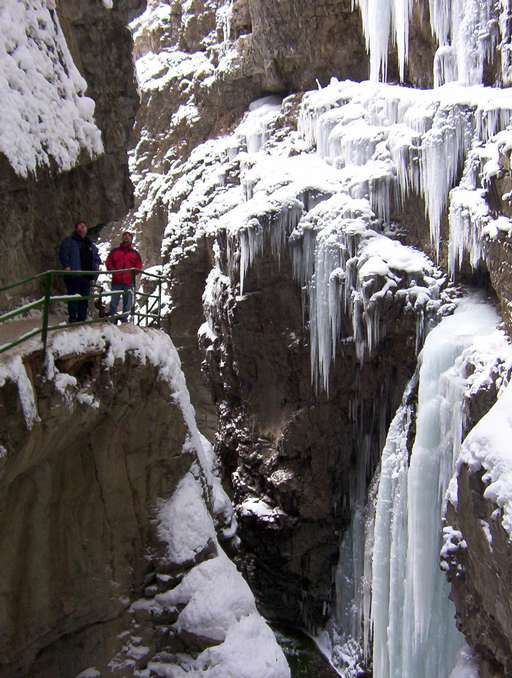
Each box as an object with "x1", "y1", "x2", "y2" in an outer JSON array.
[{"x1": 65, "y1": 277, "x2": 91, "y2": 323}]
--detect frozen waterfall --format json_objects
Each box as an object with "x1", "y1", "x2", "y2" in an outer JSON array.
[{"x1": 371, "y1": 296, "x2": 499, "y2": 678}]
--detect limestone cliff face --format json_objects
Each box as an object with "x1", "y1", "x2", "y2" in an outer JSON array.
[{"x1": 0, "y1": 0, "x2": 145, "y2": 290}]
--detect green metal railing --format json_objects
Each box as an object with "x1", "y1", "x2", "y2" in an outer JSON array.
[{"x1": 0, "y1": 268, "x2": 164, "y2": 356}]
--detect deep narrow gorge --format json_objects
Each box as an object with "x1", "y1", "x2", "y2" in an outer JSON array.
[{"x1": 2, "y1": 1, "x2": 512, "y2": 677}]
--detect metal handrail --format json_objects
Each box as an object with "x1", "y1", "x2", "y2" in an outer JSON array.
[{"x1": 0, "y1": 267, "x2": 165, "y2": 357}]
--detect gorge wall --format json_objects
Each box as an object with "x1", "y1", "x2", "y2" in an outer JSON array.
[
  {"x1": 125, "y1": 1, "x2": 512, "y2": 676},
  {"x1": 3, "y1": 0, "x2": 512, "y2": 676},
  {"x1": 0, "y1": 326, "x2": 288, "y2": 678}
]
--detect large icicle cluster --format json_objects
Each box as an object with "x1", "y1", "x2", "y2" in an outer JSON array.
[
  {"x1": 290, "y1": 193, "x2": 444, "y2": 391},
  {"x1": 155, "y1": 80, "x2": 512, "y2": 392},
  {"x1": 353, "y1": 0, "x2": 501, "y2": 86},
  {"x1": 299, "y1": 79, "x2": 512, "y2": 265},
  {"x1": 156, "y1": 90, "x2": 452, "y2": 391},
  {"x1": 0, "y1": 0, "x2": 103, "y2": 177}
]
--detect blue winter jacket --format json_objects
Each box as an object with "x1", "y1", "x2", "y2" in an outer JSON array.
[{"x1": 59, "y1": 234, "x2": 101, "y2": 274}]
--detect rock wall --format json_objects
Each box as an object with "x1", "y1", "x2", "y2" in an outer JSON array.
[
  {"x1": 0, "y1": 330, "x2": 193, "y2": 676},
  {"x1": 199, "y1": 241, "x2": 420, "y2": 629},
  {"x1": 0, "y1": 0, "x2": 145, "y2": 291},
  {"x1": 445, "y1": 468, "x2": 512, "y2": 678},
  {"x1": 442, "y1": 359, "x2": 512, "y2": 678},
  {"x1": 0, "y1": 326, "x2": 288, "y2": 678}
]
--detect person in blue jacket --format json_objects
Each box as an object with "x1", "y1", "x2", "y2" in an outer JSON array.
[{"x1": 59, "y1": 222, "x2": 101, "y2": 323}]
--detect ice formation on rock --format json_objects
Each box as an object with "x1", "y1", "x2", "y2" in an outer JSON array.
[
  {"x1": 299, "y1": 79, "x2": 512, "y2": 260},
  {"x1": 448, "y1": 339, "x2": 512, "y2": 539},
  {"x1": 131, "y1": 7, "x2": 512, "y2": 395},
  {"x1": 0, "y1": 0, "x2": 103, "y2": 177},
  {"x1": 124, "y1": 4, "x2": 512, "y2": 675},
  {"x1": 353, "y1": 0, "x2": 500, "y2": 86},
  {"x1": 289, "y1": 192, "x2": 444, "y2": 391}
]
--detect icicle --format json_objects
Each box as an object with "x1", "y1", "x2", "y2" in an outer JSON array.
[
  {"x1": 500, "y1": 0, "x2": 512, "y2": 86},
  {"x1": 353, "y1": 0, "x2": 498, "y2": 86},
  {"x1": 420, "y1": 106, "x2": 473, "y2": 258},
  {"x1": 352, "y1": 0, "x2": 412, "y2": 82},
  {"x1": 371, "y1": 392, "x2": 414, "y2": 678},
  {"x1": 448, "y1": 187, "x2": 490, "y2": 277},
  {"x1": 239, "y1": 218, "x2": 264, "y2": 294},
  {"x1": 362, "y1": 473, "x2": 379, "y2": 660},
  {"x1": 434, "y1": 46, "x2": 458, "y2": 88}
]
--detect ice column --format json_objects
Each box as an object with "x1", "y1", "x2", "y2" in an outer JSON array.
[
  {"x1": 352, "y1": 0, "x2": 412, "y2": 82},
  {"x1": 371, "y1": 297, "x2": 500, "y2": 678}
]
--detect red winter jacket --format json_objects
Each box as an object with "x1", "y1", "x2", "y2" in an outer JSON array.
[{"x1": 106, "y1": 245, "x2": 143, "y2": 285}]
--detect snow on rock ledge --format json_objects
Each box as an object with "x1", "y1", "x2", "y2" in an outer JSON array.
[
  {"x1": 0, "y1": 0, "x2": 103, "y2": 177},
  {"x1": 450, "y1": 356, "x2": 512, "y2": 537}
]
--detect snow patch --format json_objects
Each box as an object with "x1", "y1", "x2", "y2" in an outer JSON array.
[
  {"x1": 152, "y1": 470, "x2": 290, "y2": 677},
  {"x1": 449, "y1": 645, "x2": 481, "y2": 678},
  {"x1": 0, "y1": 355, "x2": 39, "y2": 429},
  {"x1": 456, "y1": 378, "x2": 512, "y2": 537},
  {"x1": 157, "y1": 471, "x2": 216, "y2": 566},
  {"x1": 0, "y1": 0, "x2": 103, "y2": 176}
]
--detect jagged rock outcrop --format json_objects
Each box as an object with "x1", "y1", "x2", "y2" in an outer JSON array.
[
  {"x1": 199, "y1": 241, "x2": 422, "y2": 629},
  {"x1": 0, "y1": 328, "x2": 195, "y2": 676},
  {"x1": 150, "y1": 88, "x2": 450, "y2": 633},
  {"x1": 0, "y1": 0, "x2": 145, "y2": 291}
]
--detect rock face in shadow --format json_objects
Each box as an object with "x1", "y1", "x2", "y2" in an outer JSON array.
[
  {"x1": 246, "y1": 0, "x2": 369, "y2": 90},
  {"x1": 147, "y1": 83, "x2": 446, "y2": 635},
  {"x1": 0, "y1": 0, "x2": 145, "y2": 290},
  {"x1": 197, "y1": 233, "x2": 424, "y2": 629},
  {"x1": 0, "y1": 333, "x2": 193, "y2": 677}
]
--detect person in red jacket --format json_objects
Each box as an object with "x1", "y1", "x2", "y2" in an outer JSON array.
[{"x1": 105, "y1": 232, "x2": 143, "y2": 323}]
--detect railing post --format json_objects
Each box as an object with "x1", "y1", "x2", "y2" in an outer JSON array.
[
  {"x1": 131, "y1": 269, "x2": 136, "y2": 325},
  {"x1": 158, "y1": 278, "x2": 162, "y2": 329},
  {"x1": 41, "y1": 272, "x2": 52, "y2": 357}
]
